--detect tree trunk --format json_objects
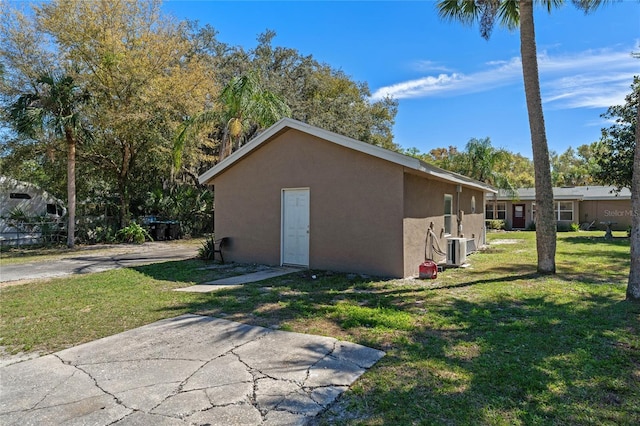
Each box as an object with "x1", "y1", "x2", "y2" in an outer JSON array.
[
  {"x1": 118, "y1": 180, "x2": 129, "y2": 229},
  {"x1": 627, "y1": 99, "x2": 640, "y2": 300},
  {"x1": 519, "y1": 0, "x2": 556, "y2": 274},
  {"x1": 66, "y1": 129, "x2": 76, "y2": 249},
  {"x1": 118, "y1": 143, "x2": 132, "y2": 228}
]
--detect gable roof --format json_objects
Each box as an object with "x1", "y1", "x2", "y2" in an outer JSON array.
[
  {"x1": 492, "y1": 186, "x2": 631, "y2": 201},
  {"x1": 198, "y1": 118, "x2": 497, "y2": 193}
]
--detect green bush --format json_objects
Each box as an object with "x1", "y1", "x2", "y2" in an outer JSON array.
[
  {"x1": 526, "y1": 222, "x2": 536, "y2": 231},
  {"x1": 487, "y1": 219, "x2": 505, "y2": 230},
  {"x1": 140, "y1": 185, "x2": 213, "y2": 237},
  {"x1": 77, "y1": 216, "x2": 118, "y2": 244},
  {"x1": 570, "y1": 222, "x2": 580, "y2": 232},
  {"x1": 198, "y1": 235, "x2": 217, "y2": 260},
  {"x1": 116, "y1": 222, "x2": 152, "y2": 244}
]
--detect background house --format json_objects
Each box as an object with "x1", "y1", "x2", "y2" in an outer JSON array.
[
  {"x1": 487, "y1": 186, "x2": 632, "y2": 231},
  {"x1": 199, "y1": 118, "x2": 497, "y2": 278},
  {"x1": 0, "y1": 176, "x2": 67, "y2": 246}
]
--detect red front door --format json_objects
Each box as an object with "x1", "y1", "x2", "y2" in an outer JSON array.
[{"x1": 513, "y1": 204, "x2": 526, "y2": 229}]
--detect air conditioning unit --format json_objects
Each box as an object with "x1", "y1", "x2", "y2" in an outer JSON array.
[{"x1": 447, "y1": 238, "x2": 467, "y2": 266}]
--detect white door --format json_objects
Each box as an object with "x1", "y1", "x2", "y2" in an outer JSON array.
[{"x1": 282, "y1": 188, "x2": 309, "y2": 266}]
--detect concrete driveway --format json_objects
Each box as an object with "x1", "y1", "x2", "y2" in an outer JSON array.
[
  {"x1": 0, "y1": 242, "x2": 199, "y2": 283},
  {"x1": 0, "y1": 314, "x2": 385, "y2": 425}
]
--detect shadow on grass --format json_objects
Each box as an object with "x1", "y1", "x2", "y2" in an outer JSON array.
[
  {"x1": 560, "y1": 235, "x2": 630, "y2": 246},
  {"x1": 316, "y1": 292, "x2": 640, "y2": 425},
  {"x1": 131, "y1": 259, "x2": 252, "y2": 284},
  {"x1": 126, "y1": 262, "x2": 640, "y2": 424},
  {"x1": 557, "y1": 246, "x2": 630, "y2": 263},
  {"x1": 125, "y1": 251, "x2": 638, "y2": 424},
  {"x1": 426, "y1": 270, "x2": 541, "y2": 290}
]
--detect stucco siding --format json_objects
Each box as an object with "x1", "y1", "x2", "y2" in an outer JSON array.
[
  {"x1": 402, "y1": 173, "x2": 486, "y2": 277},
  {"x1": 580, "y1": 200, "x2": 632, "y2": 230},
  {"x1": 212, "y1": 129, "x2": 405, "y2": 277}
]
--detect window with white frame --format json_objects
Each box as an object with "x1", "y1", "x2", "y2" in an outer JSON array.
[
  {"x1": 444, "y1": 194, "x2": 453, "y2": 235},
  {"x1": 557, "y1": 201, "x2": 574, "y2": 221},
  {"x1": 531, "y1": 201, "x2": 574, "y2": 221},
  {"x1": 532, "y1": 203, "x2": 536, "y2": 223},
  {"x1": 485, "y1": 202, "x2": 506, "y2": 220}
]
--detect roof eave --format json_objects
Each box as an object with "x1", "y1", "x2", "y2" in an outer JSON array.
[{"x1": 198, "y1": 117, "x2": 497, "y2": 194}]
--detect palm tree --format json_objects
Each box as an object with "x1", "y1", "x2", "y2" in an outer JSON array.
[
  {"x1": 8, "y1": 72, "x2": 90, "y2": 248},
  {"x1": 462, "y1": 137, "x2": 516, "y2": 218},
  {"x1": 436, "y1": 0, "x2": 609, "y2": 274},
  {"x1": 174, "y1": 72, "x2": 291, "y2": 171}
]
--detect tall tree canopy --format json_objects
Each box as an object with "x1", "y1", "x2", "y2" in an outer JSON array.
[
  {"x1": 1, "y1": 1, "x2": 398, "y2": 236},
  {"x1": 8, "y1": 72, "x2": 90, "y2": 247},
  {"x1": 593, "y1": 77, "x2": 638, "y2": 191},
  {"x1": 629, "y1": 81, "x2": 640, "y2": 301},
  {"x1": 550, "y1": 146, "x2": 597, "y2": 187},
  {"x1": 174, "y1": 71, "x2": 291, "y2": 169},
  {"x1": 404, "y1": 141, "x2": 535, "y2": 189},
  {"x1": 1, "y1": 0, "x2": 217, "y2": 228},
  {"x1": 37, "y1": 0, "x2": 217, "y2": 226},
  {"x1": 589, "y1": 76, "x2": 639, "y2": 301},
  {"x1": 223, "y1": 31, "x2": 398, "y2": 151}
]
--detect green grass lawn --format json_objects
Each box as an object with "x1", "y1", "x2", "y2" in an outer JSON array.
[{"x1": 1, "y1": 231, "x2": 638, "y2": 425}]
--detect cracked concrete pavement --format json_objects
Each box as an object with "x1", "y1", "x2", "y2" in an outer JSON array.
[{"x1": 0, "y1": 314, "x2": 385, "y2": 425}]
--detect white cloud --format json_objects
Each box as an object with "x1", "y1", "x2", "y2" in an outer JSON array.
[
  {"x1": 544, "y1": 73, "x2": 632, "y2": 109},
  {"x1": 371, "y1": 46, "x2": 638, "y2": 110},
  {"x1": 540, "y1": 49, "x2": 637, "y2": 109},
  {"x1": 371, "y1": 57, "x2": 522, "y2": 100},
  {"x1": 412, "y1": 60, "x2": 453, "y2": 72},
  {"x1": 371, "y1": 73, "x2": 463, "y2": 99}
]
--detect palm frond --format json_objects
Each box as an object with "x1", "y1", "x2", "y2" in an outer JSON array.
[
  {"x1": 570, "y1": 0, "x2": 610, "y2": 13},
  {"x1": 437, "y1": 0, "x2": 481, "y2": 25},
  {"x1": 172, "y1": 109, "x2": 221, "y2": 171},
  {"x1": 497, "y1": 0, "x2": 520, "y2": 30}
]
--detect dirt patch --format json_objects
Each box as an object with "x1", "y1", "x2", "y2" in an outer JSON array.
[{"x1": 490, "y1": 239, "x2": 522, "y2": 245}]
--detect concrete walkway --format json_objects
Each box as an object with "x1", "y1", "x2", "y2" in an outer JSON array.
[
  {"x1": 0, "y1": 314, "x2": 385, "y2": 425},
  {"x1": 176, "y1": 267, "x2": 301, "y2": 293}
]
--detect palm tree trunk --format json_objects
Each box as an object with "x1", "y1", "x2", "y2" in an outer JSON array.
[
  {"x1": 627, "y1": 101, "x2": 640, "y2": 300},
  {"x1": 66, "y1": 129, "x2": 76, "y2": 249},
  {"x1": 519, "y1": 0, "x2": 556, "y2": 274}
]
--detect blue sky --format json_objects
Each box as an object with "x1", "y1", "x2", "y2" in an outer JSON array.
[{"x1": 164, "y1": 0, "x2": 639, "y2": 158}]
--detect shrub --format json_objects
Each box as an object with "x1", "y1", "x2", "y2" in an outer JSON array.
[
  {"x1": 77, "y1": 216, "x2": 118, "y2": 244},
  {"x1": 487, "y1": 220, "x2": 505, "y2": 230},
  {"x1": 570, "y1": 222, "x2": 580, "y2": 232},
  {"x1": 140, "y1": 185, "x2": 213, "y2": 238},
  {"x1": 526, "y1": 222, "x2": 536, "y2": 231},
  {"x1": 198, "y1": 235, "x2": 217, "y2": 260},
  {"x1": 116, "y1": 222, "x2": 152, "y2": 244}
]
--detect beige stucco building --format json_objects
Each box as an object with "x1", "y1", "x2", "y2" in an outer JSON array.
[
  {"x1": 487, "y1": 186, "x2": 632, "y2": 231},
  {"x1": 199, "y1": 119, "x2": 496, "y2": 278}
]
